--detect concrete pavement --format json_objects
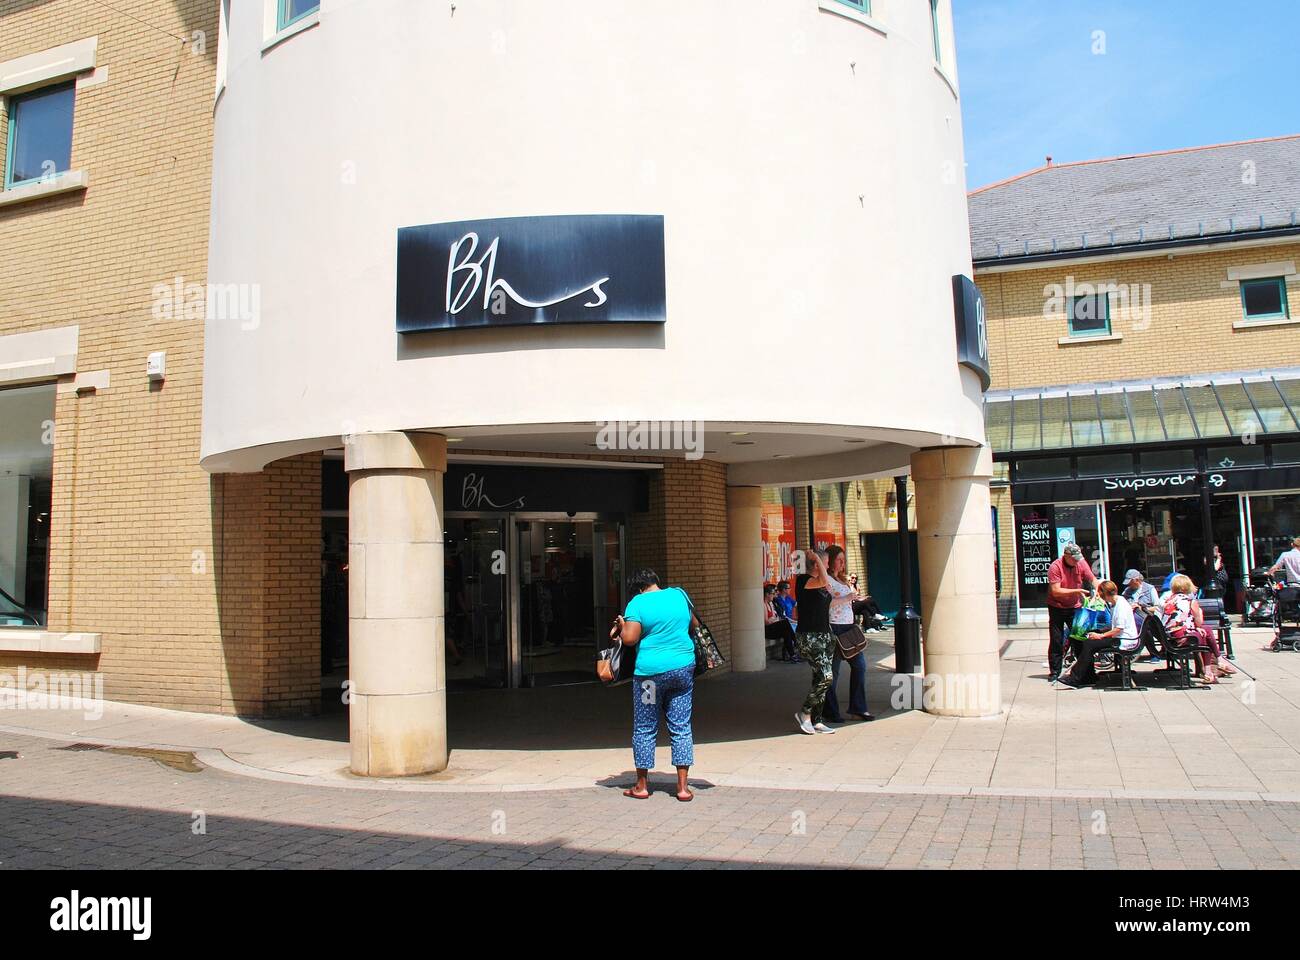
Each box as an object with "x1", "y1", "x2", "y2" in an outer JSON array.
[{"x1": 4, "y1": 627, "x2": 1300, "y2": 800}]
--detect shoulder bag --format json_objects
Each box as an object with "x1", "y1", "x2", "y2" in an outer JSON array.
[
  {"x1": 835, "y1": 623, "x2": 870, "y2": 659},
  {"x1": 677, "y1": 588, "x2": 726, "y2": 676}
]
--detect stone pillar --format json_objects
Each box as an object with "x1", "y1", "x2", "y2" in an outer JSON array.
[
  {"x1": 727, "y1": 486, "x2": 765, "y2": 672},
  {"x1": 911, "y1": 446, "x2": 1000, "y2": 718},
  {"x1": 345, "y1": 432, "x2": 447, "y2": 776}
]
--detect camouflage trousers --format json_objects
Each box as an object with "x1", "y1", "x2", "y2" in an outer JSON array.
[{"x1": 797, "y1": 631, "x2": 836, "y2": 721}]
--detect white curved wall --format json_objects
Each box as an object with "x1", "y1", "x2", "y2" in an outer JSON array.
[{"x1": 202, "y1": 0, "x2": 983, "y2": 473}]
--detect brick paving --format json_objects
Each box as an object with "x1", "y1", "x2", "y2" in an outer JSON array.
[{"x1": 2, "y1": 733, "x2": 1299, "y2": 870}]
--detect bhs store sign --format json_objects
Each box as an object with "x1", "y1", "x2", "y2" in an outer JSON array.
[{"x1": 396, "y1": 215, "x2": 667, "y2": 333}]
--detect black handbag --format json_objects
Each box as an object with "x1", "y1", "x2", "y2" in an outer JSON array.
[
  {"x1": 596, "y1": 639, "x2": 637, "y2": 686},
  {"x1": 678, "y1": 588, "x2": 726, "y2": 676}
]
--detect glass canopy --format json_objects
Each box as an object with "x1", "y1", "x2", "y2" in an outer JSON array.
[{"x1": 984, "y1": 374, "x2": 1300, "y2": 454}]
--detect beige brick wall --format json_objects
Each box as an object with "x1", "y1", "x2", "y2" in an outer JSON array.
[
  {"x1": 0, "y1": 1, "x2": 321, "y2": 716},
  {"x1": 215, "y1": 454, "x2": 322, "y2": 716},
  {"x1": 979, "y1": 242, "x2": 1300, "y2": 391},
  {"x1": 630, "y1": 459, "x2": 733, "y2": 668}
]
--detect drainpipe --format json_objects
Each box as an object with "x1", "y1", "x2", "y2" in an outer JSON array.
[
  {"x1": 1198, "y1": 455, "x2": 1218, "y2": 598},
  {"x1": 894, "y1": 474, "x2": 922, "y2": 674}
]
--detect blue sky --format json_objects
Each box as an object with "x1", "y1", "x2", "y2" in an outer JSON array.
[{"x1": 954, "y1": 0, "x2": 1300, "y2": 190}]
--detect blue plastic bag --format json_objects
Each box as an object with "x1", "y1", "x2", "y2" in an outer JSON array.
[{"x1": 1069, "y1": 598, "x2": 1111, "y2": 642}]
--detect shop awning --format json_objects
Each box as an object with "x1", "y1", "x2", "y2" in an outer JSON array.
[{"x1": 984, "y1": 370, "x2": 1300, "y2": 454}]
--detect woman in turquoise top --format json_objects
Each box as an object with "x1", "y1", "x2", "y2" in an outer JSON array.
[{"x1": 609, "y1": 568, "x2": 700, "y2": 802}]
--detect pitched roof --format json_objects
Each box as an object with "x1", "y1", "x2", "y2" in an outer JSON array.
[{"x1": 969, "y1": 135, "x2": 1300, "y2": 265}]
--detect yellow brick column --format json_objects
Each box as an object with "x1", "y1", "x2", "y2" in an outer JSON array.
[
  {"x1": 727, "y1": 486, "x2": 765, "y2": 672},
  {"x1": 345, "y1": 432, "x2": 447, "y2": 776},
  {"x1": 912, "y1": 446, "x2": 1000, "y2": 718}
]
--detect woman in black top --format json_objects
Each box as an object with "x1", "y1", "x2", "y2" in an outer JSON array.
[{"x1": 794, "y1": 549, "x2": 837, "y2": 735}]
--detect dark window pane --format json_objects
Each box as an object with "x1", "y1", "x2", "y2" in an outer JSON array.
[
  {"x1": 1015, "y1": 457, "x2": 1072, "y2": 481},
  {"x1": 8, "y1": 84, "x2": 75, "y2": 185},
  {"x1": 1273, "y1": 443, "x2": 1300, "y2": 465},
  {"x1": 1078, "y1": 454, "x2": 1134, "y2": 478},
  {"x1": 0, "y1": 383, "x2": 56, "y2": 627},
  {"x1": 1069, "y1": 295, "x2": 1110, "y2": 335},
  {"x1": 1208, "y1": 445, "x2": 1265, "y2": 469},
  {"x1": 1241, "y1": 279, "x2": 1287, "y2": 319},
  {"x1": 1139, "y1": 449, "x2": 1196, "y2": 474},
  {"x1": 1249, "y1": 494, "x2": 1300, "y2": 573}
]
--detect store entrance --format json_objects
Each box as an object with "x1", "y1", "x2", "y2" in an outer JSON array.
[
  {"x1": 517, "y1": 519, "x2": 623, "y2": 687},
  {"x1": 1104, "y1": 497, "x2": 1244, "y2": 609},
  {"x1": 444, "y1": 514, "x2": 625, "y2": 690}
]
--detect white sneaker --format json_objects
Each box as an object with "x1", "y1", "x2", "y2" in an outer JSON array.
[
  {"x1": 795, "y1": 712, "x2": 816, "y2": 735},
  {"x1": 813, "y1": 723, "x2": 837, "y2": 734}
]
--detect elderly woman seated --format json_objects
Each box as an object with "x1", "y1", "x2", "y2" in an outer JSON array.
[
  {"x1": 1160, "y1": 574, "x2": 1238, "y2": 685},
  {"x1": 1056, "y1": 581, "x2": 1140, "y2": 689}
]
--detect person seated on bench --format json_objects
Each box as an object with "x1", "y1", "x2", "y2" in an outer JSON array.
[
  {"x1": 764, "y1": 583, "x2": 798, "y2": 661},
  {"x1": 1161, "y1": 575, "x2": 1236, "y2": 684},
  {"x1": 1123, "y1": 569, "x2": 1163, "y2": 664},
  {"x1": 1057, "y1": 581, "x2": 1139, "y2": 689}
]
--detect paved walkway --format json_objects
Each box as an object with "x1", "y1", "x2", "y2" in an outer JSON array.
[
  {"x1": 3, "y1": 731, "x2": 1299, "y2": 870},
  {"x1": 4, "y1": 627, "x2": 1300, "y2": 800}
]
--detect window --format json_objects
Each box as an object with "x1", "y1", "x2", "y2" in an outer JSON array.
[
  {"x1": 1067, "y1": 294, "x2": 1111, "y2": 337},
  {"x1": 278, "y1": 0, "x2": 320, "y2": 31},
  {"x1": 930, "y1": 0, "x2": 943, "y2": 63},
  {"x1": 833, "y1": 0, "x2": 870, "y2": 12},
  {"x1": 1247, "y1": 494, "x2": 1300, "y2": 571},
  {"x1": 1077, "y1": 453, "x2": 1134, "y2": 478},
  {"x1": 1014, "y1": 457, "x2": 1072, "y2": 481},
  {"x1": 1208, "y1": 445, "x2": 1266, "y2": 469},
  {"x1": 1138, "y1": 449, "x2": 1196, "y2": 475},
  {"x1": 4, "y1": 82, "x2": 75, "y2": 189},
  {"x1": 1240, "y1": 277, "x2": 1289, "y2": 322},
  {"x1": 0, "y1": 384, "x2": 55, "y2": 627}
]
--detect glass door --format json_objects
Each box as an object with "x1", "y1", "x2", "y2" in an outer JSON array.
[
  {"x1": 445, "y1": 517, "x2": 509, "y2": 690},
  {"x1": 516, "y1": 518, "x2": 624, "y2": 688}
]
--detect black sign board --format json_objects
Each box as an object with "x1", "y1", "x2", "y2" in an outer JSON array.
[
  {"x1": 1013, "y1": 466, "x2": 1300, "y2": 505},
  {"x1": 1014, "y1": 505, "x2": 1055, "y2": 608},
  {"x1": 952, "y1": 274, "x2": 991, "y2": 392},
  {"x1": 444, "y1": 464, "x2": 649, "y2": 515},
  {"x1": 396, "y1": 215, "x2": 667, "y2": 333}
]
